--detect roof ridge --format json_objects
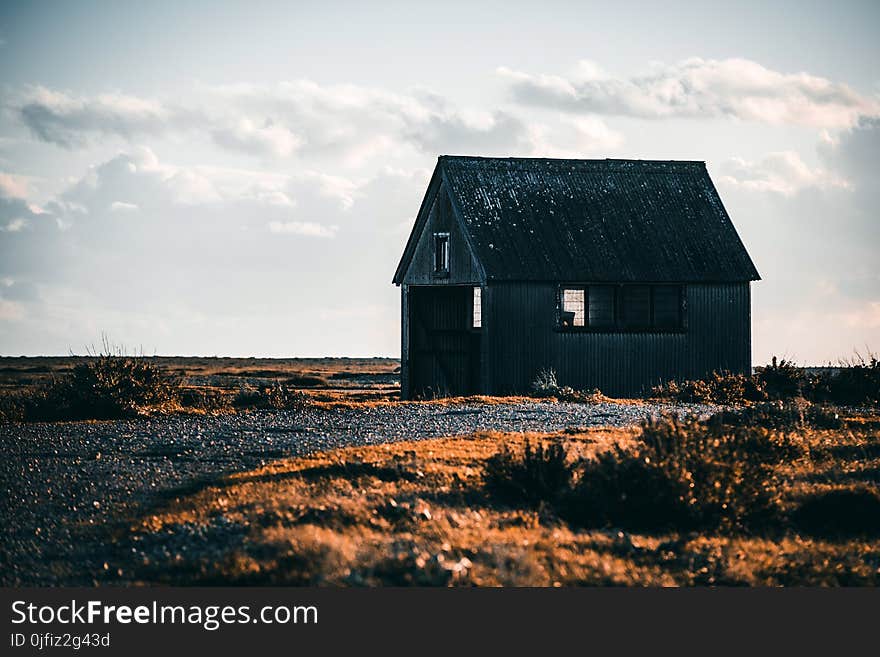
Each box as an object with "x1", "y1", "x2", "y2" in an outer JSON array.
[{"x1": 439, "y1": 155, "x2": 706, "y2": 165}]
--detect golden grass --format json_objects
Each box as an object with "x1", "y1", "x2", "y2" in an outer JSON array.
[{"x1": 130, "y1": 416, "x2": 880, "y2": 586}]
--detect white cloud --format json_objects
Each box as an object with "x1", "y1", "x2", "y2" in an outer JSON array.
[
  {"x1": 1, "y1": 218, "x2": 28, "y2": 232},
  {"x1": 499, "y1": 58, "x2": 880, "y2": 129},
  {"x1": 109, "y1": 201, "x2": 139, "y2": 213},
  {"x1": 15, "y1": 86, "x2": 198, "y2": 148},
  {"x1": 52, "y1": 147, "x2": 358, "y2": 220},
  {"x1": 526, "y1": 115, "x2": 624, "y2": 157},
  {"x1": 267, "y1": 221, "x2": 337, "y2": 238},
  {"x1": 0, "y1": 172, "x2": 31, "y2": 198},
  {"x1": 211, "y1": 118, "x2": 304, "y2": 158},
  {"x1": 717, "y1": 151, "x2": 849, "y2": 196},
  {"x1": 13, "y1": 80, "x2": 546, "y2": 162}
]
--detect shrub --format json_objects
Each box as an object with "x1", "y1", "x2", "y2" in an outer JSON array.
[
  {"x1": 7, "y1": 353, "x2": 179, "y2": 421},
  {"x1": 483, "y1": 413, "x2": 795, "y2": 533},
  {"x1": 530, "y1": 368, "x2": 559, "y2": 397},
  {"x1": 651, "y1": 371, "x2": 766, "y2": 405},
  {"x1": 755, "y1": 357, "x2": 805, "y2": 400},
  {"x1": 178, "y1": 387, "x2": 232, "y2": 413},
  {"x1": 529, "y1": 368, "x2": 604, "y2": 403},
  {"x1": 566, "y1": 445, "x2": 693, "y2": 530},
  {"x1": 791, "y1": 486, "x2": 880, "y2": 538},
  {"x1": 233, "y1": 383, "x2": 309, "y2": 410},
  {"x1": 554, "y1": 386, "x2": 605, "y2": 403},
  {"x1": 712, "y1": 399, "x2": 843, "y2": 431},
  {"x1": 564, "y1": 416, "x2": 803, "y2": 531},
  {"x1": 484, "y1": 439, "x2": 573, "y2": 506},
  {"x1": 0, "y1": 394, "x2": 25, "y2": 422},
  {"x1": 565, "y1": 415, "x2": 788, "y2": 532},
  {"x1": 826, "y1": 354, "x2": 880, "y2": 405}
]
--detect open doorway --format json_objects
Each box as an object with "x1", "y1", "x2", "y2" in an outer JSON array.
[{"x1": 408, "y1": 285, "x2": 481, "y2": 398}]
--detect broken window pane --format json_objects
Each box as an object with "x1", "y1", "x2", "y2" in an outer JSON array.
[
  {"x1": 473, "y1": 286, "x2": 482, "y2": 328},
  {"x1": 561, "y1": 288, "x2": 585, "y2": 327}
]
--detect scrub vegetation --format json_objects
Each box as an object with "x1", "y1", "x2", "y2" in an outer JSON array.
[
  {"x1": 131, "y1": 402, "x2": 880, "y2": 586},
  {"x1": 2, "y1": 348, "x2": 878, "y2": 586}
]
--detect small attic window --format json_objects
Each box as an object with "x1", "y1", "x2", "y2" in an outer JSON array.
[{"x1": 434, "y1": 233, "x2": 449, "y2": 275}]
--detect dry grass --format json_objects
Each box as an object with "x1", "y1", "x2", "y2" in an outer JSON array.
[{"x1": 130, "y1": 410, "x2": 880, "y2": 586}]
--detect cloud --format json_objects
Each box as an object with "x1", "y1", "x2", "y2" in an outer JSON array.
[
  {"x1": 109, "y1": 201, "x2": 139, "y2": 213},
  {"x1": 0, "y1": 172, "x2": 31, "y2": 198},
  {"x1": 717, "y1": 151, "x2": 849, "y2": 196},
  {"x1": 211, "y1": 118, "x2": 304, "y2": 158},
  {"x1": 818, "y1": 117, "x2": 880, "y2": 209},
  {"x1": 208, "y1": 80, "x2": 538, "y2": 160},
  {"x1": 1, "y1": 217, "x2": 27, "y2": 232},
  {"x1": 15, "y1": 86, "x2": 198, "y2": 148},
  {"x1": 526, "y1": 115, "x2": 624, "y2": 157},
  {"x1": 12, "y1": 80, "x2": 565, "y2": 162},
  {"x1": 0, "y1": 278, "x2": 36, "y2": 322},
  {"x1": 499, "y1": 58, "x2": 880, "y2": 129},
  {"x1": 267, "y1": 220, "x2": 338, "y2": 238},
  {"x1": 0, "y1": 184, "x2": 44, "y2": 232},
  {"x1": 50, "y1": 147, "x2": 356, "y2": 221},
  {"x1": 0, "y1": 147, "x2": 429, "y2": 355}
]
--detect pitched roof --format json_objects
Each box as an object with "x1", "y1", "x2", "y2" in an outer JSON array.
[{"x1": 397, "y1": 156, "x2": 760, "y2": 283}]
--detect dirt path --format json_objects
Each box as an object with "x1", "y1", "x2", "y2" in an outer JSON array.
[{"x1": 0, "y1": 400, "x2": 711, "y2": 585}]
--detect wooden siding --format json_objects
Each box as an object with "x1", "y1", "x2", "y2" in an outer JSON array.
[
  {"x1": 400, "y1": 181, "x2": 482, "y2": 286},
  {"x1": 485, "y1": 282, "x2": 751, "y2": 397}
]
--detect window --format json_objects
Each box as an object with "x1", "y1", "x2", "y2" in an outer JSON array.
[
  {"x1": 619, "y1": 285, "x2": 650, "y2": 328},
  {"x1": 560, "y1": 288, "x2": 585, "y2": 327},
  {"x1": 473, "y1": 286, "x2": 482, "y2": 328},
  {"x1": 558, "y1": 284, "x2": 684, "y2": 331},
  {"x1": 588, "y1": 286, "x2": 615, "y2": 328},
  {"x1": 433, "y1": 233, "x2": 449, "y2": 274}
]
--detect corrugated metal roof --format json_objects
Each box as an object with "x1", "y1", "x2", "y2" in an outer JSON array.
[{"x1": 435, "y1": 156, "x2": 760, "y2": 283}]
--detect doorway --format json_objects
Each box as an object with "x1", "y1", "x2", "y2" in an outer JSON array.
[{"x1": 408, "y1": 286, "x2": 481, "y2": 398}]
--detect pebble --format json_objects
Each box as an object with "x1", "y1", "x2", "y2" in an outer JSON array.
[{"x1": 0, "y1": 399, "x2": 712, "y2": 585}]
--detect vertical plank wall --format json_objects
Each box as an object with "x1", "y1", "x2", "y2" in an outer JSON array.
[{"x1": 485, "y1": 282, "x2": 751, "y2": 397}]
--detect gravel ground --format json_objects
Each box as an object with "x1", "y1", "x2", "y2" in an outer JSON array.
[{"x1": 0, "y1": 400, "x2": 712, "y2": 585}]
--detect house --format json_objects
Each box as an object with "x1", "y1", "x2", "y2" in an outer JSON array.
[{"x1": 392, "y1": 156, "x2": 760, "y2": 399}]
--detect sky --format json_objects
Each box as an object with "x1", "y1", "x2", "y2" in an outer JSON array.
[{"x1": 0, "y1": 0, "x2": 878, "y2": 363}]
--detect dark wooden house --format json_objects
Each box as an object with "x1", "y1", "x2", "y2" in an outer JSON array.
[{"x1": 393, "y1": 156, "x2": 760, "y2": 399}]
